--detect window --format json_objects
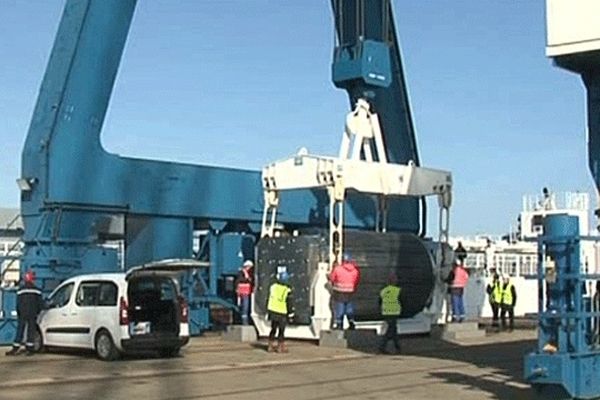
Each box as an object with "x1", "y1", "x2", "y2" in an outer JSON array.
[
  {"x1": 76, "y1": 281, "x2": 118, "y2": 307},
  {"x1": 159, "y1": 279, "x2": 176, "y2": 301},
  {"x1": 76, "y1": 282, "x2": 100, "y2": 307},
  {"x1": 98, "y1": 282, "x2": 118, "y2": 306},
  {"x1": 48, "y1": 283, "x2": 74, "y2": 308}
]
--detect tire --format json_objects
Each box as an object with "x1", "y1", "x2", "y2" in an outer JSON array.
[
  {"x1": 32, "y1": 326, "x2": 45, "y2": 353},
  {"x1": 158, "y1": 347, "x2": 180, "y2": 358},
  {"x1": 95, "y1": 330, "x2": 120, "y2": 361}
]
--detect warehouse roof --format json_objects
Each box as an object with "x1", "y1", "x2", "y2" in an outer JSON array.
[{"x1": 0, "y1": 208, "x2": 22, "y2": 230}]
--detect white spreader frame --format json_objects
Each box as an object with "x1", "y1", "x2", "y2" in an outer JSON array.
[{"x1": 254, "y1": 99, "x2": 453, "y2": 339}]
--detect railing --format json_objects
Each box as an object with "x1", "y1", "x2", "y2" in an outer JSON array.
[
  {"x1": 522, "y1": 191, "x2": 589, "y2": 213},
  {"x1": 0, "y1": 238, "x2": 23, "y2": 283},
  {"x1": 464, "y1": 252, "x2": 539, "y2": 277}
]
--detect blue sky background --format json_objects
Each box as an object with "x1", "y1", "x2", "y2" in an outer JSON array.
[{"x1": 0, "y1": 1, "x2": 594, "y2": 236}]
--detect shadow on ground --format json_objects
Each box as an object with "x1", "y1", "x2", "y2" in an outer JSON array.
[{"x1": 339, "y1": 326, "x2": 537, "y2": 400}]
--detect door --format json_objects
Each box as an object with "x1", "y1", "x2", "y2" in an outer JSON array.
[
  {"x1": 41, "y1": 282, "x2": 75, "y2": 347},
  {"x1": 70, "y1": 281, "x2": 102, "y2": 347}
]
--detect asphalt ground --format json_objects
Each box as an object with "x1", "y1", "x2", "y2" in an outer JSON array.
[{"x1": 0, "y1": 328, "x2": 537, "y2": 400}]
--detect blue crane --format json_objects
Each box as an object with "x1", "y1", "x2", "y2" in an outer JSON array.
[{"x1": 0, "y1": 0, "x2": 429, "y2": 343}]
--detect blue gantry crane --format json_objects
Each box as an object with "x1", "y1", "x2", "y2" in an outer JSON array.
[{"x1": 0, "y1": 0, "x2": 439, "y2": 344}]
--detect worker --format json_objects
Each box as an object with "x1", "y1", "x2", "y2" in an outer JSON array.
[
  {"x1": 484, "y1": 238, "x2": 495, "y2": 272},
  {"x1": 486, "y1": 273, "x2": 502, "y2": 328},
  {"x1": 5, "y1": 270, "x2": 43, "y2": 356},
  {"x1": 540, "y1": 187, "x2": 555, "y2": 210},
  {"x1": 266, "y1": 271, "x2": 294, "y2": 353},
  {"x1": 378, "y1": 272, "x2": 402, "y2": 354},
  {"x1": 235, "y1": 260, "x2": 254, "y2": 325},
  {"x1": 449, "y1": 258, "x2": 469, "y2": 323},
  {"x1": 444, "y1": 264, "x2": 455, "y2": 323},
  {"x1": 454, "y1": 241, "x2": 467, "y2": 263},
  {"x1": 328, "y1": 252, "x2": 360, "y2": 330},
  {"x1": 500, "y1": 275, "x2": 517, "y2": 331}
]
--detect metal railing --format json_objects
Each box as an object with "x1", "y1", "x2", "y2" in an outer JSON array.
[{"x1": 464, "y1": 252, "x2": 538, "y2": 277}]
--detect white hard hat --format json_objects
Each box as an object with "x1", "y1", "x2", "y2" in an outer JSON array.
[{"x1": 243, "y1": 260, "x2": 254, "y2": 267}]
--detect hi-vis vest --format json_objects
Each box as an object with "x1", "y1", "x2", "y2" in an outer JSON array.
[
  {"x1": 491, "y1": 282, "x2": 502, "y2": 304},
  {"x1": 380, "y1": 285, "x2": 402, "y2": 316},
  {"x1": 267, "y1": 283, "x2": 291, "y2": 315},
  {"x1": 501, "y1": 283, "x2": 514, "y2": 306}
]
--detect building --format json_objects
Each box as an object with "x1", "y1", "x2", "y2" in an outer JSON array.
[{"x1": 449, "y1": 191, "x2": 600, "y2": 320}]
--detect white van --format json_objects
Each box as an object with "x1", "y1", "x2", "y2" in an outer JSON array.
[{"x1": 35, "y1": 259, "x2": 198, "y2": 360}]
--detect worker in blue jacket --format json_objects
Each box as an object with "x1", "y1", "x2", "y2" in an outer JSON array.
[{"x1": 6, "y1": 271, "x2": 43, "y2": 356}]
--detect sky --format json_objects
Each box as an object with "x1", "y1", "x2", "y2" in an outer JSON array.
[{"x1": 0, "y1": 1, "x2": 595, "y2": 236}]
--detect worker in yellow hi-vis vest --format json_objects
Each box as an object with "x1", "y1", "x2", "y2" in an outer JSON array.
[
  {"x1": 267, "y1": 271, "x2": 294, "y2": 353},
  {"x1": 378, "y1": 273, "x2": 402, "y2": 354},
  {"x1": 500, "y1": 275, "x2": 517, "y2": 331},
  {"x1": 486, "y1": 273, "x2": 502, "y2": 329}
]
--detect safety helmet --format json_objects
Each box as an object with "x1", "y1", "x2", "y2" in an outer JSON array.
[
  {"x1": 243, "y1": 260, "x2": 254, "y2": 268},
  {"x1": 278, "y1": 271, "x2": 290, "y2": 283},
  {"x1": 24, "y1": 270, "x2": 35, "y2": 284}
]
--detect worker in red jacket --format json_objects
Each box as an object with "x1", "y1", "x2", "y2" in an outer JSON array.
[
  {"x1": 235, "y1": 260, "x2": 254, "y2": 325},
  {"x1": 329, "y1": 253, "x2": 360, "y2": 330},
  {"x1": 449, "y1": 259, "x2": 469, "y2": 322}
]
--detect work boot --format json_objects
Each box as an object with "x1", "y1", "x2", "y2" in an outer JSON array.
[
  {"x1": 267, "y1": 341, "x2": 276, "y2": 353},
  {"x1": 348, "y1": 320, "x2": 356, "y2": 330},
  {"x1": 5, "y1": 347, "x2": 19, "y2": 356},
  {"x1": 277, "y1": 341, "x2": 288, "y2": 353}
]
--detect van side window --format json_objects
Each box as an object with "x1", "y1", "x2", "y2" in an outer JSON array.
[
  {"x1": 75, "y1": 281, "x2": 118, "y2": 307},
  {"x1": 98, "y1": 282, "x2": 118, "y2": 306},
  {"x1": 49, "y1": 283, "x2": 74, "y2": 308},
  {"x1": 76, "y1": 282, "x2": 100, "y2": 307}
]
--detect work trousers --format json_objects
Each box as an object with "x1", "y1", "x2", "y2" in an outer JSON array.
[
  {"x1": 333, "y1": 292, "x2": 355, "y2": 329},
  {"x1": 239, "y1": 295, "x2": 250, "y2": 325},
  {"x1": 450, "y1": 288, "x2": 465, "y2": 322},
  {"x1": 490, "y1": 302, "x2": 500, "y2": 327},
  {"x1": 500, "y1": 305, "x2": 514, "y2": 330},
  {"x1": 380, "y1": 316, "x2": 400, "y2": 353},
  {"x1": 13, "y1": 316, "x2": 36, "y2": 350},
  {"x1": 268, "y1": 312, "x2": 287, "y2": 342}
]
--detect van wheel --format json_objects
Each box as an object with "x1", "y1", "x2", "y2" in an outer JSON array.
[
  {"x1": 95, "y1": 330, "x2": 119, "y2": 361},
  {"x1": 158, "y1": 347, "x2": 180, "y2": 358},
  {"x1": 32, "y1": 326, "x2": 44, "y2": 353}
]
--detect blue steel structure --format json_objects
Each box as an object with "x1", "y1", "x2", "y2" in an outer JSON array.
[
  {"x1": 524, "y1": 215, "x2": 600, "y2": 399},
  {"x1": 522, "y1": 22, "x2": 600, "y2": 399},
  {"x1": 1, "y1": 0, "x2": 426, "y2": 343}
]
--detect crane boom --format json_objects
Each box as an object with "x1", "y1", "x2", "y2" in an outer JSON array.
[
  {"x1": 1, "y1": 1, "x2": 437, "y2": 344},
  {"x1": 331, "y1": 0, "x2": 424, "y2": 235}
]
